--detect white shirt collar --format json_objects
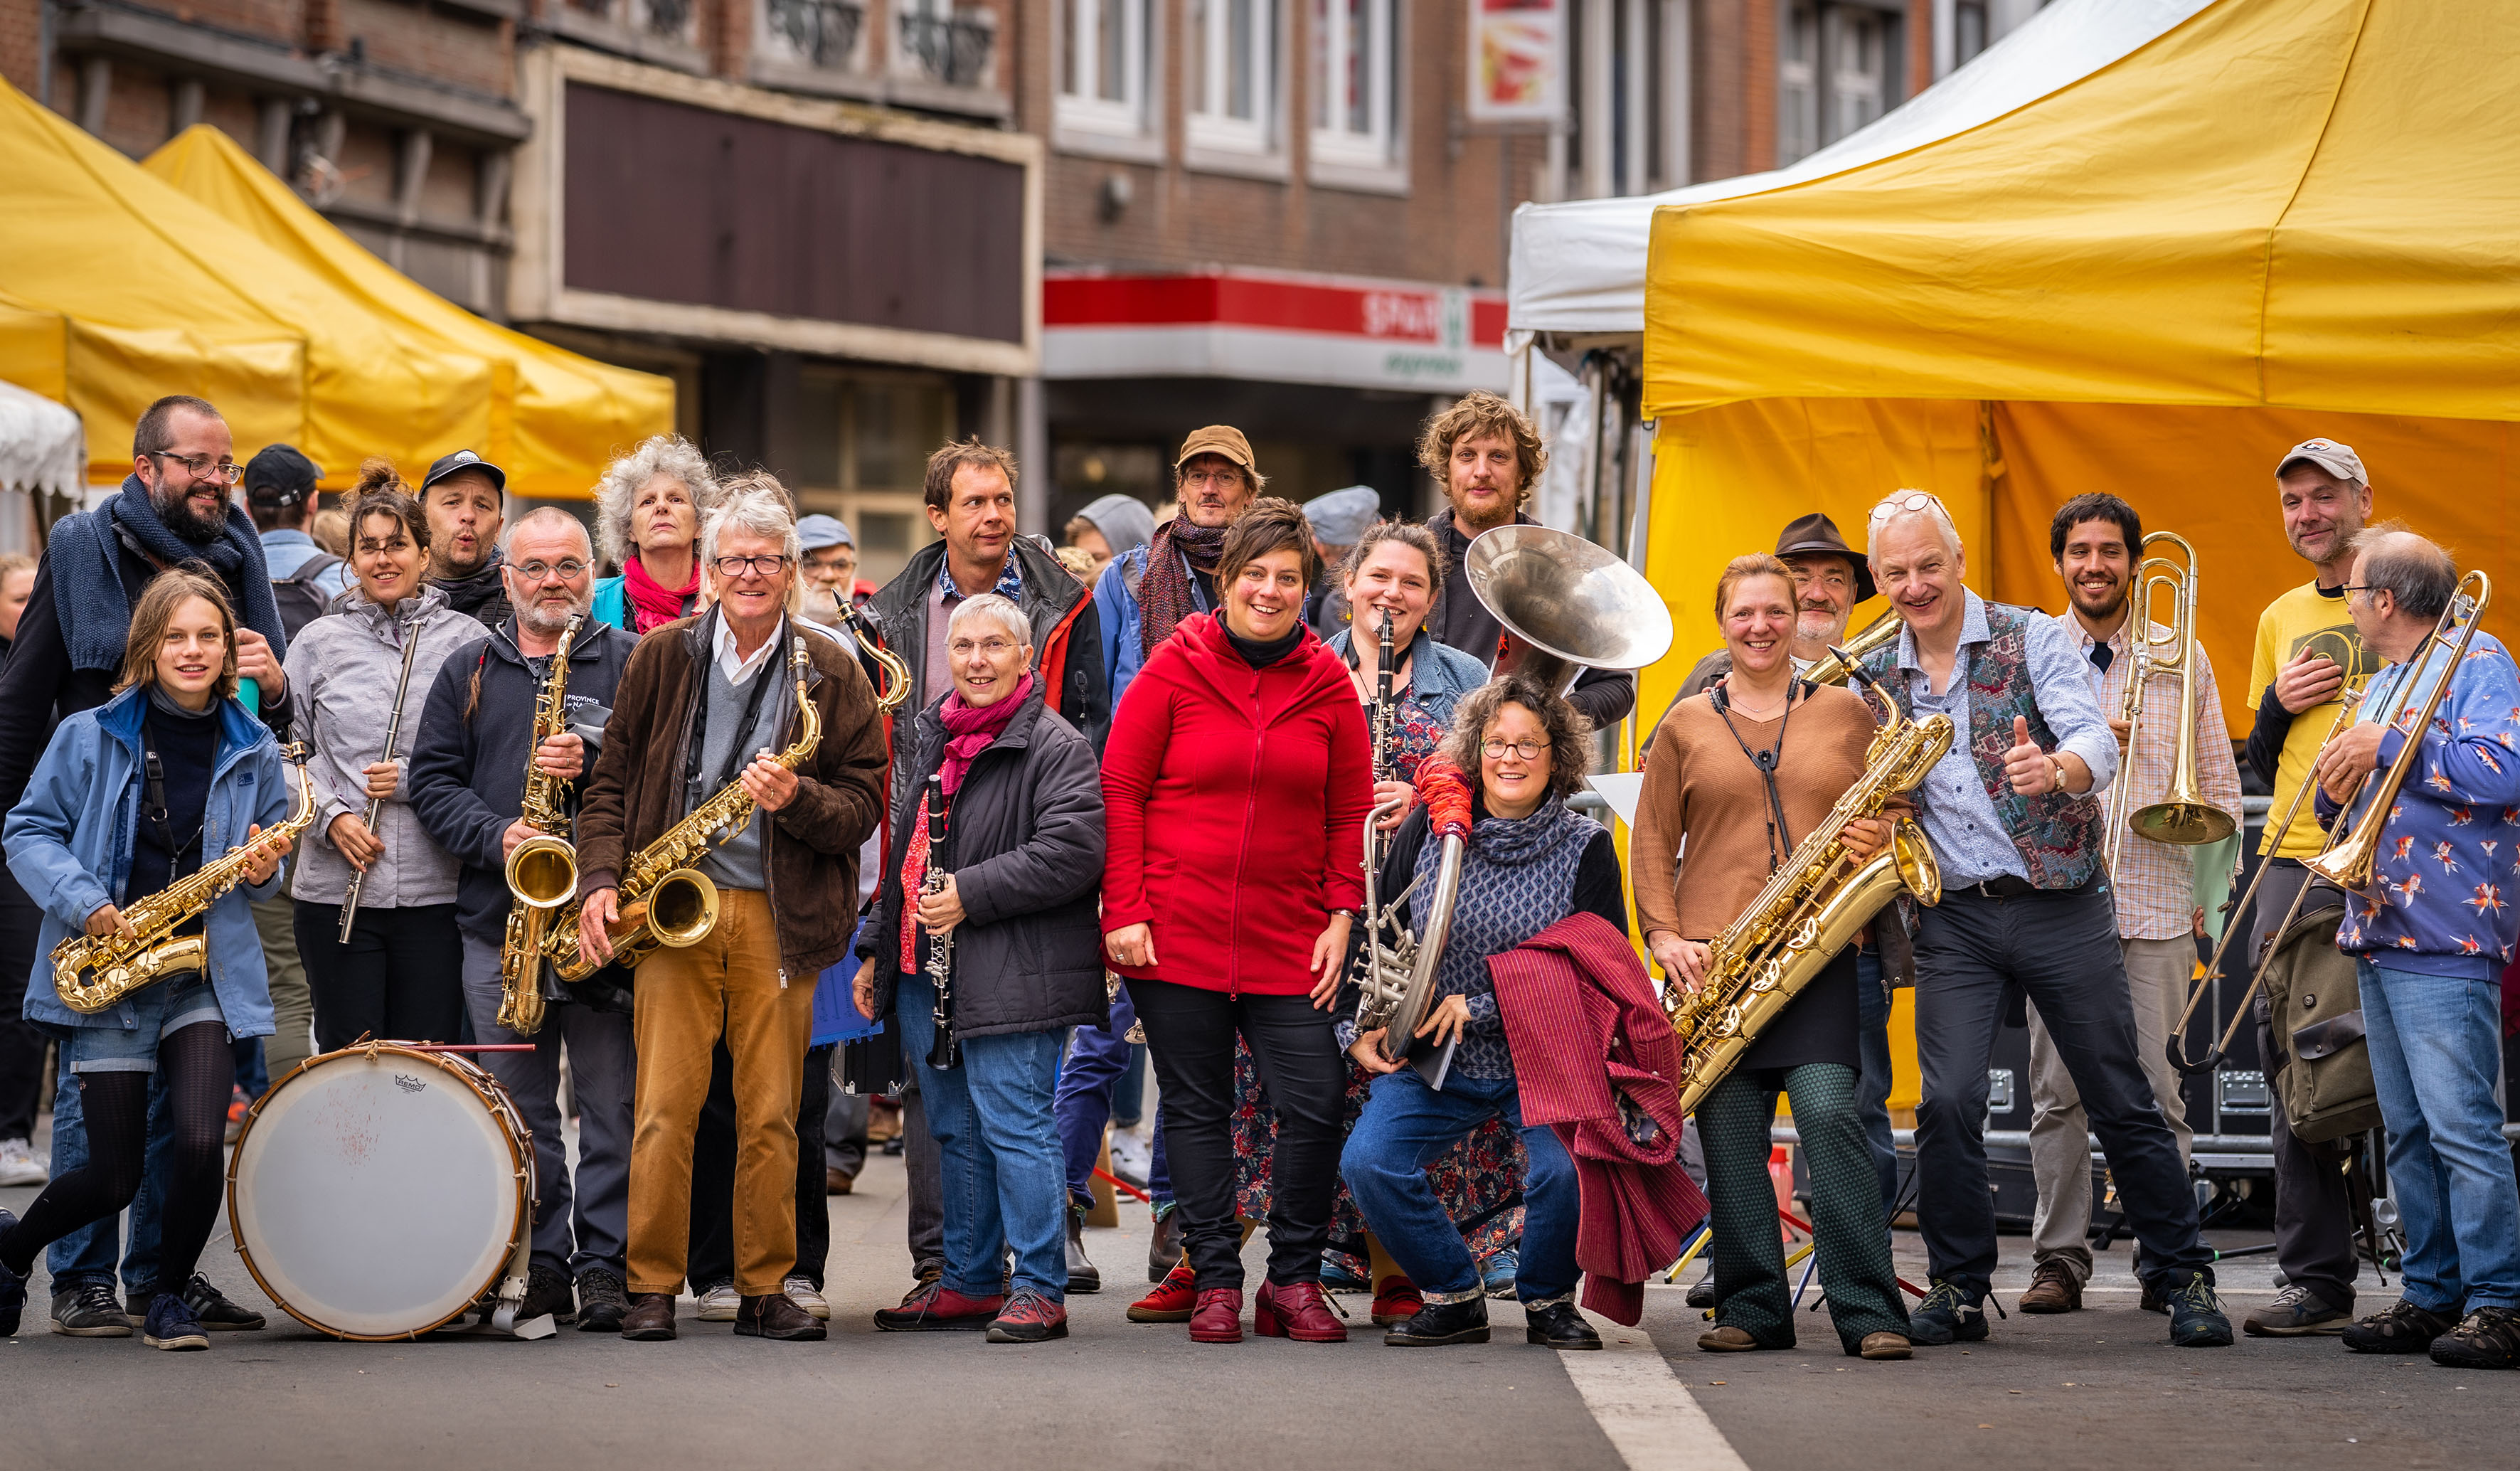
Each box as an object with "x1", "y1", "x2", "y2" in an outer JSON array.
[{"x1": 713, "y1": 610, "x2": 787, "y2": 685}]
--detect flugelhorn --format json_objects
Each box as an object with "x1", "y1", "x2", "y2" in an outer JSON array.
[{"x1": 2103, "y1": 532, "x2": 2235, "y2": 874}]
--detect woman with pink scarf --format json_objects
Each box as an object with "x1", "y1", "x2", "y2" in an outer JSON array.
[{"x1": 590, "y1": 436, "x2": 722, "y2": 634}]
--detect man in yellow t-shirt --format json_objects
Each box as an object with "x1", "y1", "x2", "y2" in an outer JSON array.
[{"x1": 2231, "y1": 436, "x2": 2371, "y2": 1339}]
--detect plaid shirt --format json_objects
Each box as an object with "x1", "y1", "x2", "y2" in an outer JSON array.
[{"x1": 2072, "y1": 615, "x2": 2245, "y2": 940}]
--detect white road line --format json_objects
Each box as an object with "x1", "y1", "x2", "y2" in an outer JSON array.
[{"x1": 1559, "y1": 1316, "x2": 1752, "y2": 1471}]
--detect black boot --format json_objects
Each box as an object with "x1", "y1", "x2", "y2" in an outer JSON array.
[
  {"x1": 1525, "y1": 1298, "x2": 1602, "y2": 1350},
  {"x1": 1147, "y1": 1203, "x2": 1183, "y2": 1283},
  {"x1": 1385, "y1": 1295, "x2": 1490, "y2": 1347},
  {"x1": 1066, "y1": 1204, "x2": 1102, "y2": 1294}
]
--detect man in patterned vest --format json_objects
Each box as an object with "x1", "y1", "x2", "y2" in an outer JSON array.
[{"x1": 1858, "y1": 492, "x2": 2231, "y2": 1351}]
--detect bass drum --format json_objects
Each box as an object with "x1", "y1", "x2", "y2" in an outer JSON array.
[{"x1": 227, "y1": 1044, "x2": 533, "y2": 1340}]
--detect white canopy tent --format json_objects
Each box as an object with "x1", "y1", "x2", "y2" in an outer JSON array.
[
  {"x1": 0, "y1": 379, "x2": 83, "y2": 556},
  {"x1": 1506, "y1": 0, "x2": 2213, "y2": 341}
]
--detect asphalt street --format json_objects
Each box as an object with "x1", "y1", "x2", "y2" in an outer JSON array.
[{"x1": 2, "y1": 1122, "x2": 2505, "y2": 1471}]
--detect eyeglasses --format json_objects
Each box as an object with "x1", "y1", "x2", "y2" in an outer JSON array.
[
  {"x1": 948, "y1": 637, "x2": 1021, "y2": 658},
  {"x1": 711, "y1": 553, "x2": 792, "y2": 578},
  {"x1": 1868, "y1": 490, "x2": 1950, "y2": 525},
  {"x1": 1482, "y1": 738, "x2": 1553, "y2": 760},
  {"x1": 513, "y1": 558, "x2": 589, "y2": 584},
  {"x1": 149, "y1": 451, "x2": 243, "y2": 484}
]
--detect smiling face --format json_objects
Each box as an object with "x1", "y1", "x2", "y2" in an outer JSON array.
[
  {"x1": 153, "y1": 594, "x2": 230, "y2": 711},
  {"x1": 632, "y1": 474, "x2": 698, "y2": 561},
  {"x1": 929, "y1": 463, "x2": 1016, "y2": 569},
  {"x1": 1871, "y1": 514, "x2": 1967, "y2": 644},
  {"x1": 137, "y1": 408, "x2": 238, "y2": 543},
  {"x1": 2054, "y1": 517, "x2": 2134, "y2": 625},
  {"x1": 1343, "y1": 540, "x2": 1435, "y2": 649},
  {"x1": 949, "y1": 612, "x2": 1033, "y2": 709},
  {"x1": 707, "y1": 525, "x2": 794, "y2": 632},
  {"x1": 2279, "y1": 465, "x2": 2371, "y2": 570},
  {"x1": 1176, "y1": 455, "x2": 1254, "y2": 529},
  {"x1": 1222, "y1": 547, "x2": 1307, "y2": 642},
  {"x1": 1782, "y1": 553, "x2": 1857, "y2": 652},
  {"x1": 1721, "y1": 572, "x2": 1799, "y2": 679},
  {"x1": 1444, "y1": 431, "x2": 1522, "y2": 533},
  {"x1": 353, "y1": 509, "x2": 427, "y2": 607},
  {"x1": 424, "y1": 470, "x2": 505, "y2": 579},
  {"x1": 1479, "y1": 700, "x2": 1551, "y2": 819}
]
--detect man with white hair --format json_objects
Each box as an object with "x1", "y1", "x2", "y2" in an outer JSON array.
[
  {"x1": 408, "y1": 506, "x2": 642, "y2": 1332},
  {"x1": 1856, "y1": 491, "x2": 2231, "y2": 1351},
  {"x1": 573, "y1": 474, "x2": 888, "y2": 1344}
]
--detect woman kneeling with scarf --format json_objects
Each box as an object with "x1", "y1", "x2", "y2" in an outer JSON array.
[{"x1": 855, "y1": 593, "x2": 1108, "y2": 1343}]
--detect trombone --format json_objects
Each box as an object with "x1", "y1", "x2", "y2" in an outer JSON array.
[
  {"x1": 2166, "y1": 570, "x2": 2492, "y2": 1073},
  {"x1": 2103, "y1": 532, "x2": 2236, "y2": 874}
]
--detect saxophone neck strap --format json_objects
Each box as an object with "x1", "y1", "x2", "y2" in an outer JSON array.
[
  {"x1": 137, "y1": 718, "x2": 204, "y2": 883},
  {"x1": 1712, "y1": 680, "x2": 1809, "y2": 873},
  {"x1": 686, "y1": 647, "x2": 781, "y2": 795}
]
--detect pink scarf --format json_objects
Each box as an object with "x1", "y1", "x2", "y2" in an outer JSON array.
[
  {"x1": 897, "y1": 672, "x2": 1035, "y2": 969},
  {"x1": 622, "y1": 551, "x2": 698, "y2": 633}
]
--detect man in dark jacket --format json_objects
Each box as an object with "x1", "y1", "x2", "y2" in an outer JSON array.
[
  {"x1": 420, "y1": 449, "x2": 514, "y2": 629},
  {"x1": 1418, "y1": 393, "x2": 1634, "y2": 731},
  {"x1": 407, "y1": 506, "x2": 639, "y2": 1333},
  {"x1": 856, "y1": 593, "x2": 1106, "y2": 1343},
  {"x1": 573, "y1": 480, "x2": 887, "y2": 1344}
]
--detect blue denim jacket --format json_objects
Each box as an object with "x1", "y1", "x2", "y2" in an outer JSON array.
[
  {"x1": 5, "y1": 684, "x2": 292, "y2": 1035},
  {"x1": 1323, "y1": 627, "x2": 1490, "y2": 731}
]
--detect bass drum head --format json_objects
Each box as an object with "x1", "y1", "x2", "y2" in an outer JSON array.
[{"x1": 229, "y1": 1048, "x2": 526, "y2": 1339}]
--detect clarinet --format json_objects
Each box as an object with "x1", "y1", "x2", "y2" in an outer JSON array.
[
  {"x1": 1369, "y1": 607, "x2": 1399, "y2": 866},
  {"x1": 922, "y1": 770, "x2": 961, "y2": 1070}
]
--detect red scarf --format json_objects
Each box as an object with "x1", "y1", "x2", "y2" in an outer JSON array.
[
  {"x1": 622, "y1": 551, "x2": 698, "y2": 633},
  {"x1": 896, "y1": 674, "x2": 1034, "y2": 970}
]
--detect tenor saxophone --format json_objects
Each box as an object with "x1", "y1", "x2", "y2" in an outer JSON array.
[
  {"x1": 497, "y1": 612, "x2": 583, "y2": 1036},
  {"x1": 1666, "y1": 664, "x2": 1955, "y2": 1115},
  {"x1": 53, "y1": 743, "x2": 319, "y2": 1014},
  {"x1": 547, "y1": 636, "x2": 822, "y2": 982}
]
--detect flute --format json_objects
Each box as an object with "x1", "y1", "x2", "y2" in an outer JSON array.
[{"x1": 338, "y1": 615, "x2": 425, "y2": 942}]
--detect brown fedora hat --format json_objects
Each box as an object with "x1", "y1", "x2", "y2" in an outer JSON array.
[{"x1": 1774, "y1": 511, "x2": 1874, "y2": 602}]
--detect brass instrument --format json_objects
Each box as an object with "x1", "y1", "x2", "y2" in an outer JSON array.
[
  {"x1": 55, "y1": 744, "x2": 319, "y2": 1014},
  {"x1": 548, "y1": 635, "x2": 821, "y2": 982},
  {"x1": 2102, "y1": 533, "x2": 2235, "y2": 873},
  {"x1": 1669, "y1": 661, "x2": 1953, "y2": 1115},
  {"x1": 337, "y1": 610, "x2": 425, "y2": 942},
  {"x1": 1799, "y1": 609, "x2": 1904, "y2": 686},
  {"x1": 498, "y1": 612, "x2": 584, "y2": 1036},
  {"x1": 921, "y1": 771, "x2": 959, "y2": 1070},
  {"x1": 840, "y1": 604, "x2": 912, "y2": 715}
]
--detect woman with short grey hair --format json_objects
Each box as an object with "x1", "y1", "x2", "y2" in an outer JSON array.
[{"x1": 592, "y1": 435, "x2": 721, "y2": 634}]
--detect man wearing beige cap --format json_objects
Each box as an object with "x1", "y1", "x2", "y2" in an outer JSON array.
[
  {"x1": 1092, "y1": 425, "x2": 1264, "y2": 706},
  {"x1": 2231, "y1": 435, "x2": 2374, "y2": 1338}
]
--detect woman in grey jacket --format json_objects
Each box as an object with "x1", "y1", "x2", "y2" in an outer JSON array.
[
  {"x1": 282, "y1": 472, "x2": 482, "y2": 1049},
  {"x1": 855, "y1": 593, "x2": 1107, "y2": 1344}
]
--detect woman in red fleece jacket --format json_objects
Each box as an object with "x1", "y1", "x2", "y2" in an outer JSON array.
[{"x1": 1102, "y1": 497, "x2": 1375, "y2": 1345}]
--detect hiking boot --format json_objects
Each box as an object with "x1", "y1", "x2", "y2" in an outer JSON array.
[
  {"x1": 1385, "y1": 1295, "x2": 1489, "y2": 1347},
  {"x1": 986, "y1": 1287, "x2": 1070, "y2": 1343},
  {"x1": 142, "y1": 1292, "x2": 211, "y2": 1351},
  {"x1": 2243, "y1": 1284, "x2": 2351, "y2": 1337},
  {"x1": 1525, "y1": 1297, "x2": 1601, "y2": 1350},
  {"x1": 1906, "y1": 1280, "x2": 1989, "y2": 1346},
  {"x1": 873, "y1": 1278, "x2": 1004, "y2": 1332},
  {"x1": 1129, "y1": 1255, "x2": 1198, "y2": 1323},
  {"x1": 575, "y1": 1268, "x2": 629, "y2": 1334},
  {"x1": 177, "y1": 1274, "x2": 265, "y2": 1330},
  {"x1": 1065, "y1": 1203, "x2": 1101, "y2": 1294},
  {"x1": 51, "y1": 1280, "x2": 134, "y2": 1337},
  {"x1": 2343, "y1": 1298, "x2": 2462, "y2": 1354},
  {"x1": 2428, "y1": 1306, "x2": 2520, "y2": 1371},
  {"x1": 2164, "y1": 1270, "x2": 2233, "y2": 1347},
  {"x1": 519, "y1": 1264, "x2": 577, "y2": 1326},
  {"x1": 2017, "y1": 1259, "x2": 2081, "y2": 1314}
]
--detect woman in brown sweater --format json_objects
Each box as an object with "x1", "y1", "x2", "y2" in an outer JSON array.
[{"x1": 1632, "y1": 553, "x2": 1913, "y2": 1361}]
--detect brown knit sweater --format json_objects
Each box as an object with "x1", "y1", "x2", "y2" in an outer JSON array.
[{"x1": 1631, "y1": 681, "x2": 1892, "y2": 942}]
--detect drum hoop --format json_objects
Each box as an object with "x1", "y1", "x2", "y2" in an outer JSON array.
[{"x1": 225, "y1": 1041, "x2": 536, "y2": 1342}]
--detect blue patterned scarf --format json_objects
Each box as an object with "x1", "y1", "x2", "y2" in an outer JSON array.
[{"x1": 47, "y1": 474, "x2": 288, "y2": 672}]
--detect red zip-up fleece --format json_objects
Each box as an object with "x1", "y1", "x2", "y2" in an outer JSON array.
[{"x1": 1100, "y1": 611, "x2": 1374, "y2": 996}]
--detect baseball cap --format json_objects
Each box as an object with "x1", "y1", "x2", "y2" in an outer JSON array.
[
  {"x1": 421, "y1": 449, "x2": 508, "y2": 496},
  {"x1": 243, "y1": 444, "x2": 321, "y2": 508},
  {"x1": 1176, "y1": 425, "x2": 1257, "y2": 472},
  {"x1": 2275, "y1": 437, "x2": 2366, "y2": 485},
  {"x1": 797, "y1": 514, "x2": 854, "y2": 551}
]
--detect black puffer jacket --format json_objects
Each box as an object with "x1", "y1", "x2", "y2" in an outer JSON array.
[{"x1": 861, "y1": 687, "x2": 1108, "y2": 1038}]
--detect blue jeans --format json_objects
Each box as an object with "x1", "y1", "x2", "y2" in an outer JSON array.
[
  {"x1": 2357, "y1": 960, "x2": 2520, "y2": 1312},
  {"x1": 47, "y1": 1065, "x2": 169, "y2": 1295},
  {"x1": 1854, "y1": 948, "x2": 1899, "y2": 1214},
  {"x1": 1341, "y1": 1068, "x2": 1578, "y2": 1301},
  {"x1": 1054, "y1": 987, "x2": 1171, "y2": 1211},
  {"x1": 898, "y1": 977, "x2": 1070, "y2": 1302}
]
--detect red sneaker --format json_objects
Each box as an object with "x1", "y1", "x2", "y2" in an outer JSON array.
[
  {"x1": 872, "y1": 1278, "x2": 1005, "y2": 1332},
  {"x1": 1129, "y1": 1255, "x2": 1198, "y2": 1323},
  {"x1": 1255, "y1": 1280, "x2": 1348, "y2": 1342},
  {"x1": 1371, "y1": 1274, "x2": 1424, "y2": 1328},
  {"x1": 985, "y1": 1288, "x2": 1069, "y2": 1344},
  {"x1": 1189, "y1": 1287, "x2": 1245, "y2": 1344}
]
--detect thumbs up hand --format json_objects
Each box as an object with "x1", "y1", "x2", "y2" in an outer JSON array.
[{"x1": 2004, "y1": 713, "x2": 2057, "y2": 795}]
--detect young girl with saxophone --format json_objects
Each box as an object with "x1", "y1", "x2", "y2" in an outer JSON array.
[{"x1": 0, "y1": 571, "x2": 297, "y2": 1349}]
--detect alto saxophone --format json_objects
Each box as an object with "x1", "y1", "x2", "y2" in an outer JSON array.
[
  {"x1": 54, "y1": 743, "x2": 320, "y2": 1014},
  {"x1": 548, "y1": 636, "x2": 821, "y2": 982},
  {"x1": 498, "y1": 612, "x2": 584, "y2": 1036},
  {"x1": 1667, "y1": 664, "x2": 1955, "y2": 1114}
]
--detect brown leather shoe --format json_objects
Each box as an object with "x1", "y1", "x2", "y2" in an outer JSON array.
[
  {"x1": 826, "y1": 1168, "x2": 855, "y2": 1196},
  {"x1": 1696, "y1": 1325, "x2": 1765, "y2": 1351},
  {"x1": 1858, "y1": 1332, "x2": 1912, "y2": 1360},
  {"x1": 620, "y1": 1292, "x2": 677, "y2": 1341},
  {"x1": 735, "y1": 1292, "x2": 828, "y2": 1341},
  {"x1": 2018, "y1": 1260, "x2": 2083, "y2": 1315}
]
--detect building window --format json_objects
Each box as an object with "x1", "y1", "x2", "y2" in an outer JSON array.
[
  {"x1": 1565, "y1": 0, "x2": 1689, "y2": 198},
  {"x1": 1186, "y1": 0, "x2": 1277, "y2": 153},
  {"x1": 760, "y1": 0, "x2": 868, "y2": 70},
  {"x1": 1310, "y1": 0, "x2": 1395, "y2": 169},
  {"x1": 896, "y1": 0, "x2": 999, "y2": 87},
  {"x1": 1778, "y1": 2, "x2": 1900, "y2": 166},
  {"x1": 1059, "y1": 0, "x2": 1152, "y2": 135},
  {"x1": 1954, "y1": 1, "x2": 1988, "y2": 65},
  {"x1": 795, "y1": 368, "x2": 957, "y2": 588},
  {"x1": 1826, "y1": 6, "x2": 1884, "y2": 142}
]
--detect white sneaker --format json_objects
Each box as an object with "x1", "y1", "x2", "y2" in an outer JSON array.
[
  {"x1": 694, "y1": 1283, "x2": 741, "y2": 1322},
  {"x1": 1107, "y1": 1130, "x2": 1153, "y2": 1188},
  {"x1": 0, "y1": 1137, "x2": 46, "y2": 1186},
  {"x1": 784, "y1": 1276, "x2": 831, "y2": 1320}
]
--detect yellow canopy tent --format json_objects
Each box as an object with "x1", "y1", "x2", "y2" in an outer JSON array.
[
  {"x1": 0, "y1": 78, "x2": 496, "y2": 486},
  {"x1": 1639, "y1": 0, "x2": 2519, "y2": 736},
  {"x1": 146, "y1": 125, "x2": 674, "y2": 501}
]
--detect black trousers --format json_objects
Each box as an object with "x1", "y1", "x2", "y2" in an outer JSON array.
[
  {"x1": 691, "y1": 1041, "x2": 834, "y2": 1290},
  {"x1": 1127, "y1": 977, "x2": 1344, "y2": 1290},
  {"x1": 294, "y1": 901, "x2": 464, "y2": 1050},
  {"x1": 0, "y1": 867, "x2": 50, "y2": 1141},
  {"x1": 2250, "y1": 859, "x2": 2361, "y2": 1313},
  {"x1": 1912, "y1": 883, "x2": 2211, "y2": 1298}
]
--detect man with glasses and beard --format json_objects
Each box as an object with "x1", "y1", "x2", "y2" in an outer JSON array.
[
  {"x1": 407, "y1": 507, "x2": 642, "y2": 1332},
  {"x1": 0, "y1": 394, "x2": 291, "y2": 1338}
]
